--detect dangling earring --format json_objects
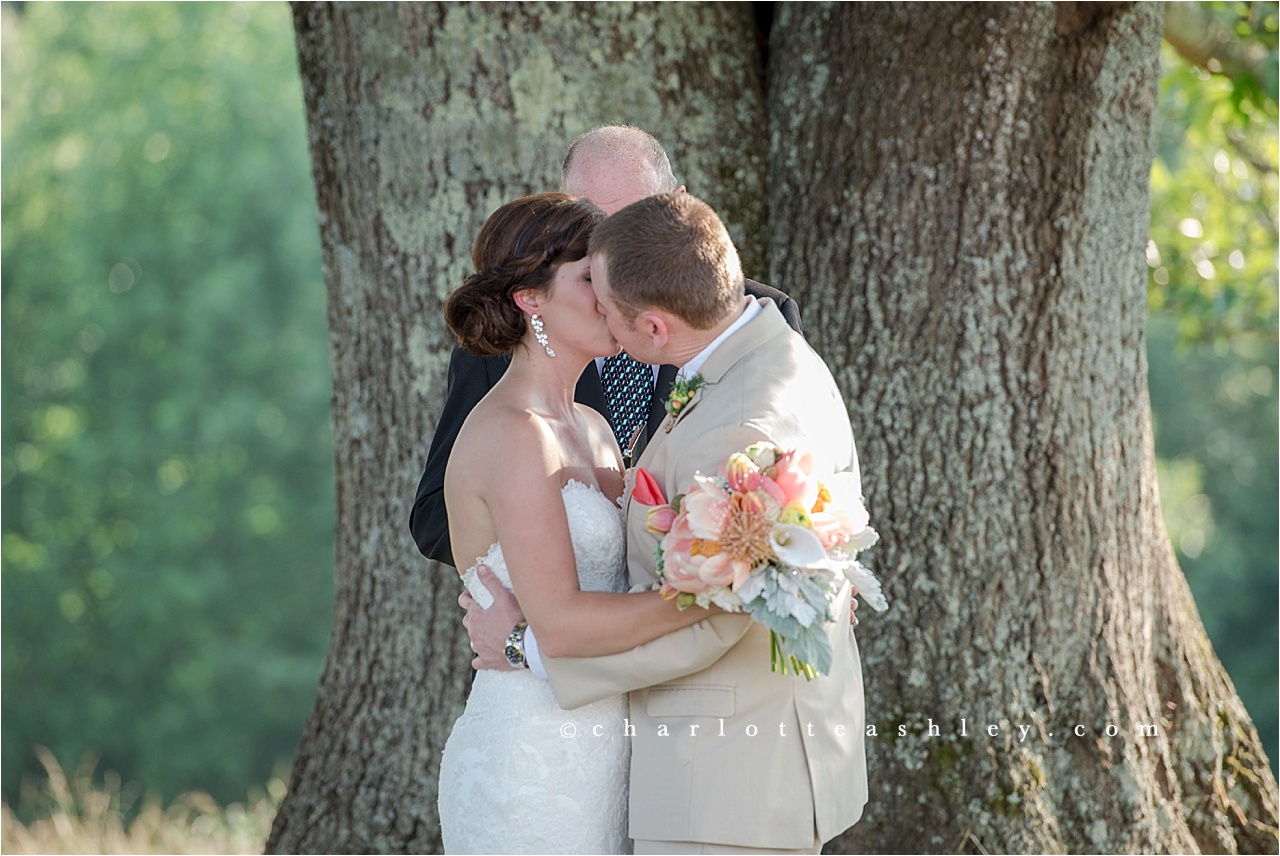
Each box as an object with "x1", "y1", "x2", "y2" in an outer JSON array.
[{"x1": 531, "y1": 313, "x2": 555, "y2": 357}]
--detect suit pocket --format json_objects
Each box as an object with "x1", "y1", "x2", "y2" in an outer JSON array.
[{"x1": 645, "y1": 684, "x2": 735, "y2": 718}]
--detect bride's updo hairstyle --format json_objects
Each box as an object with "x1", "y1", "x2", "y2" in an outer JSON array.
[{"x1": 445, "y1": 193, "x2": 605, "y2": 357}]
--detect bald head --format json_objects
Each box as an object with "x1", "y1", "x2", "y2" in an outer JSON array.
[{"x1": 561, "y1": 125, "x2": 682, "y2": 214}]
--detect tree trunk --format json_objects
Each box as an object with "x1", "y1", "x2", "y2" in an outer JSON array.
[
  {"x1": 271, "y1": 2, "x2": 1278, "y2": 853},
  {"x1": 266, "y1": 3, "x2": 766, "y2": 852},
  {"x1": 766, "y1": 3, "x2": 1278, "y2": 853}
]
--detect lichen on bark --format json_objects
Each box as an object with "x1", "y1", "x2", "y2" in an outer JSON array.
[
  {"x1": 269, "y1": 3, "x2": 768, "y2": 852},
  {"x1": 767, "y1": 3, "x2": 1277, "y2": 853}
]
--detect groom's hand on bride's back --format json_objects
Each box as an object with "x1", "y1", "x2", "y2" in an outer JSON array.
[{"x1": 459, "y1": 565, "x2": 525, "y2": 671}]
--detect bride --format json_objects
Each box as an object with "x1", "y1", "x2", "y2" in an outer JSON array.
[{"x1": 435, "y1": 193, "x2": 712, "y2": 854}]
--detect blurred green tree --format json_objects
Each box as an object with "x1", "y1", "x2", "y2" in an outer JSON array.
[
  {"x1": 1149, "y1": 319, "x2": 1278, "y2": 770},
  {"x1": 1151, "y1": 2, "x2": 1278, "y2": 341},
  {"x1": 1149, "y1": 1, "x2": 1278, "y2": 769},
  {"x1": 1, "y1": 2, "x2": 333, "y2": 805}
]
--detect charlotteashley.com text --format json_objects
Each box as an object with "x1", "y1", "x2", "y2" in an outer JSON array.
[{"x1": 556, "y1": 717, "x2": 1164, "y2": 742}]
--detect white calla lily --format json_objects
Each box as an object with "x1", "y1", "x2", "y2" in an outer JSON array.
[{"x1": 768, "y1": 523, "x2": 828, "y2": 568}]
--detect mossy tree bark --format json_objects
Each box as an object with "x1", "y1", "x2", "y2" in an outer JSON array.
[
  {"x1": 266, "y1": 2, "x2": 766, "y2": 852},
  {"x1": 766, "y1": 3, "x2": 1278, "y2": 853}
]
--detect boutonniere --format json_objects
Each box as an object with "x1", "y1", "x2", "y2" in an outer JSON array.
[{"x1": 663, "y1": 373, "x2": 705, "y2": 430}]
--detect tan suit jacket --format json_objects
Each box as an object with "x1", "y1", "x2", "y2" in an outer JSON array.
[{"x1": 543, "y1": 299, "x2": 869, "y2": 849}]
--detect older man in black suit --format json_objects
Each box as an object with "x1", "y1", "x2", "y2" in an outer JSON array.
[{"x1": 409, "y1": 125, "x2": 802, "y2": 567}]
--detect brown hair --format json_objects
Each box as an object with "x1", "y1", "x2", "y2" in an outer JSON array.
[
  {"x1": 587, "y1": 193, "x2": 742, "y2": 330},
  {"x1": 445, "y1": 193, "x2": 605, "y2": 356}
]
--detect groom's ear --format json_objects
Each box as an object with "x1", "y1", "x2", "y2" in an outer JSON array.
[{"x1": 637, "y1": 310, "x2": 670, "y2": 349}]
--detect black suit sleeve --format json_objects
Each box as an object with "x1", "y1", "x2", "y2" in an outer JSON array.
[
  {"x1": 744, "y1": 279, "x2": 803, "y2": 335},
  {"x1": 409, "y1": 347, "x2": 508, "y2": 566},
  {"x1": 775, "y1": 295, "x2": 803, "y2": 335}
]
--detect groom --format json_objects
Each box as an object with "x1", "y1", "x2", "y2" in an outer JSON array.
[{"x1": 467, "y1": 193, "x2": 868, "y2": 853}]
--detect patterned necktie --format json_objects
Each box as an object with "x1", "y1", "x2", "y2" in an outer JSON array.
[{"x1": 600, "y1": 352, "x2": 653, "y2": 452}]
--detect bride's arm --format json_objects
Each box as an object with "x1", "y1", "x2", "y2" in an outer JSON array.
[{"x1": 488, "y1": 415, "x2": 714, "y2": 660}]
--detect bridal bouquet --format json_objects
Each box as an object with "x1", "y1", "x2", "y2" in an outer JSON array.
[{"x1": 633, "y1": 442, "x2": 885, "y2": 679}]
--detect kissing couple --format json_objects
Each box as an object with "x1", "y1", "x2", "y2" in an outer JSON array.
[{"x1": 415, "y1": 127, "x2": 871, "y2": 854}]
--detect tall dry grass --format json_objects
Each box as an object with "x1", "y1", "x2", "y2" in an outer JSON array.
[{"x1": 1, "y1": 747, "x2": 283, "y2": 855}]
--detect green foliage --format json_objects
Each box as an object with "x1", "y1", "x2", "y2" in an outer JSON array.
[
  {"x1": 1149, "y1": 3, "x2": 1278, "y2": 343},
  {"x1": 1148, "y1": 317, "x2": 1278, "y2": 768},
  {"x1": 1, "y1": 3, "x2": 333, "y2": 805},
  {"x1": 1146, "y1": 3, "x2": 1279, "y2": 769}
]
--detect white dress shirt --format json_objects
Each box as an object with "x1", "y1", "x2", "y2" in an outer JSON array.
[{"x1": 676, "y1": 297, "x2": 760, "y2": 382}]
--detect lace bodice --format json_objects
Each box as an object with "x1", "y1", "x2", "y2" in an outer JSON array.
[
  {"x1": 459, "y1": 479, "x2": 628, "y2": 605},
  {"x1": 439, "y1": 479, "x2": 632, "y2": 854}
]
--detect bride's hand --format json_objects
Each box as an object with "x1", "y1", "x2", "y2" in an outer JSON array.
[{"x1": 460, "y1": 565, "x2": 526, "y2": 671}]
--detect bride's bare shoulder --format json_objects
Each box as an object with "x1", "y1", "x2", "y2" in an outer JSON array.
[{"x1": 450, "y1": 396, "x2": 561, "y2": 480}]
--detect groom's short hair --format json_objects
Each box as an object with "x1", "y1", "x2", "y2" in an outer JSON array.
[{"x1": 589, "y1": 193, "x2": 743, "y2": 330}]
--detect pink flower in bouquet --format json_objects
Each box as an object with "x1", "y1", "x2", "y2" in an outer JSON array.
[
  {"x1": 660, "y1": 511, "x2": 697, "y2": 556},
  {"x1": 771, "y1": 449, "x2": 820, "y2": 509},
  {"x1": 655, "y1": 441, "x2": 885, "y2": 675},
  {"x1": 646, "y1": 504, "x2": 677, "y2": 536},
  {"x1": 717, "y1": 507, "x2": 776, "y2": 586},
  {"x1": 631, "y1": 467, "x2": 666, "y2": 507},
  {"x1": 660, "y1": 547, "x2": 710, "y2": 595},
  {"x1": 734, "y1": 489, "x2": 768, "y2": 517},
  {"x1": 723, "y1": 452, "x2": 762, "y2": 492},
  {"x1": 682, "y1": 477, "x2": 731, "y2": 539},
  {"x1": 699, "y1": 552, "x2": 747, "y2": 590},
  {"x1": 660, "y1": 526, "x2": 736, "y2": 589},
  {"x1": 758, "y1": 475, "x2": 789, "y2": 508}
]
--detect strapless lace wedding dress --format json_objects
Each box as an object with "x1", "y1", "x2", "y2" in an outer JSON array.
[{"x1": 438, "y1": 480, "x2": 631, "y2": 855}]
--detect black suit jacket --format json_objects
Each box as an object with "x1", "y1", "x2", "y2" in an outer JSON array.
[{"x1": 409, "y1": 279, "x2": 802, "y2": 567}]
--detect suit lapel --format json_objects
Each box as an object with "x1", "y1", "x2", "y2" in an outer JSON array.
[
  {"x1": 639, "y1": 302, "x2": 789, "y2": 470},
  {"x1": 655, "y1": 300, "x2": 789, "y2": 437},
  {"x1": 649, "y1": 364, "x2": 678, "y2": 434},
  {"x1": 697, "y1": 299, "x2": 787, "y2": 386}
]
